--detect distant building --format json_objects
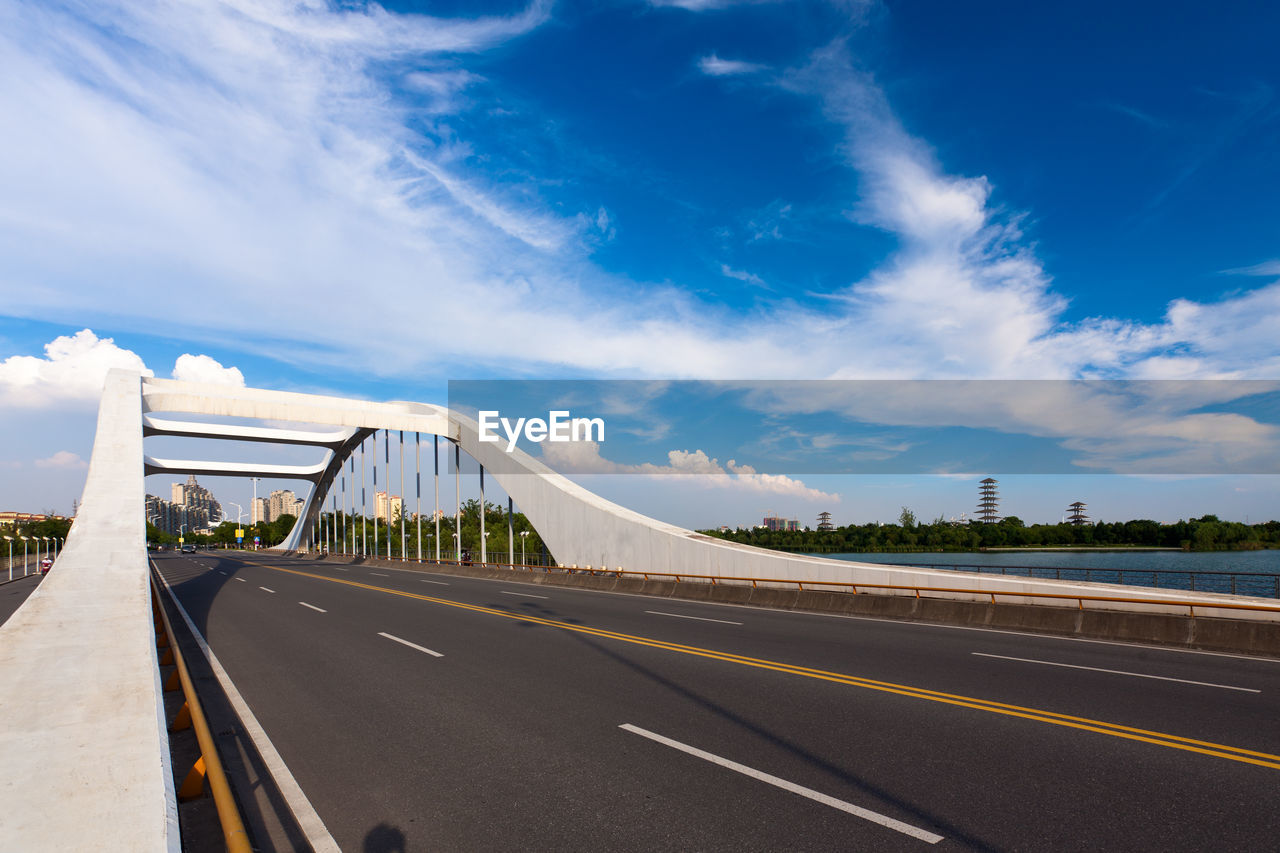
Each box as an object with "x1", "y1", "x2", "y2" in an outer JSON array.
[
  {"x1": 977, "y1": 478, "x2": 1000, "y2": 523},
  {"x1": 1, "y1": 511, "x2": 71, "y2": 532},
  {"x1": 250, "y1": 497, "x2": 269, "y2": 525},
  {"x1": 145, "y1": 495, "x2": 180, "y2": 535},
  {"x1": 375, "y1": 491, "x2": 403, "y2": 523},
  {"x1": 266, "y1": 489, "x2": 299, "y2": 523},
  {"x1": 1067, "y1": 501, "x2": 1089, "y2": 526},
  {"x1": 817, "y1": 511, "x2": 834, "y2": 531},
  {"x1": 762, "y1": 515, "x2": 800, "y2": 532},
  {"x1": 157, "y1": 475, "x2": 223, "y2": 532}
]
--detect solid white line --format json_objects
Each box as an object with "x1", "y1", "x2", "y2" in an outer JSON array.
[
  {"x1": 371, "y1": 573, "x2": 389, "y2": 577},
  {"x1": 421, "y1": 579, "x2": 450, "y2": 586},
  {"x1": 152, "y1": 562, "x2": 341, "y2": 852},
  {"x1": 645, "y1": 610, "x2": 743, "y2": 626},
  {"x1": 299, "y1": 602, "x2": 327, "y2": 613},
  {"x1": 971, "y1": 652, "x2": 1261, "y2": 693},
  {"x1": 501, "y1": 590, "x2": 548, "y2": 599},
  {"x1": 217, "y1": 571, "x2": 228, "y2": 576},
  {"x1": 234, "y1": 578, "x2": 246, "y2": 583},
  {"x1": 377, "y1": 632, "x2": 444, "y2": 657},
  {"x1": 619, "y1": 724, "x2": 943, "y2": 844},
  {"x1": 259, "y1": 586, "x2": 275, "y2": 594}
]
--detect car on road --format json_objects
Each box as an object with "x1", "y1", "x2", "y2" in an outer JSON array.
[
  {"x1": 180, "y1": 544, "x2": 196, "y2": 553},
  {"x1": 40, "y1": 558, "x2": 53, "y2": 573}
]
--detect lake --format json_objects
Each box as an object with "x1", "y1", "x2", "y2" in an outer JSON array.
[{"x1": 805, "y1": 550, "x2": 1280, "y2": 598}]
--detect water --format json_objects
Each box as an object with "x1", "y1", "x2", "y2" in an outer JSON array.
[
  {"x1": 805, "y1": 550, "x2": 1280, "y2": 598},
  {"x1": 814, "y1": 550, "x2": 1280, "y2": 574}
]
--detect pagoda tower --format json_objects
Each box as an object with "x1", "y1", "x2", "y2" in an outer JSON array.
[
  {"x1": 1067, "y1": 501, "x2": 1089, "y2": 526},
  {"x1": 977, "y1": 478, "x2": 1000, "y2": 523}
]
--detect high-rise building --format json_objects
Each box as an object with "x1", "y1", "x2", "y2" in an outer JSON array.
[
  {"x1": 250, "y1": 497, "x2": 269, "y2": 525},
  {"x1": 977, "y1": 478, "x2": 1000, "y2": 523},
  {"x1": 163, "y1": 475, "x2": 223, "y2": 532},
  {"x1": 761, "y1": 515, "x2": 799, "y2": 532},
  {"x1": 375, "y1": 491, "x2": 403, "y2": 523},
  {"x1": 262, "y1": 489, "x2": 302, "y2": 522}
]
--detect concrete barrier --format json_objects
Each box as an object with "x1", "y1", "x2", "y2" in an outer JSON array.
[
  {"x1": 306, "y1": 555, "x2": 1280, "y2": 657},
  {"x1": 0, "y1": 372, "x2": 179, "y2": 851}
]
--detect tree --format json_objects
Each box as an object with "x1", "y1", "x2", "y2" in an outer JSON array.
[{"x1": 899, "y1": 507, "x2": 916, "y2": 528}]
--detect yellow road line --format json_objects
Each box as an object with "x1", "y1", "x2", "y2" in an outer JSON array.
[{"x1": 236, "y1": 559, "x2": 1280, "y2": 771}]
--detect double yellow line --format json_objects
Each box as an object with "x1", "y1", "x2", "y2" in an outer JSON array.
[{"x1": 247, "y1": 560, "x2": 1280, "y2": 771}]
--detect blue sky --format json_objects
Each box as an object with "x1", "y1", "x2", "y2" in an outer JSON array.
[{"x1": 2, "y1": 0, "x2": 1279, "y2": 528}]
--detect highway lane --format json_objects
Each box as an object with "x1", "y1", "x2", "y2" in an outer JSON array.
[{"x1": 155, "y1": 552, "x2": 1280, "y2": 851}]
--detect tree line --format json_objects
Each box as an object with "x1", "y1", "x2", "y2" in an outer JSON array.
[{"x1": 702, "y1": 514, "x2": 1280, "y2": 553}]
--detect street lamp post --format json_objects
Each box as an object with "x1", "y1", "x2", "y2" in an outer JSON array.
[
  {"x1": 41, "y1": 537, "x2": 50, "y2": 567},
  {"x1": 4, "y1": 536, "x2": 12, "y2": 581},
  {"x1": 520, "y1": 530, "x2": 529, "y2": 566},
  {"x1": 482, "y1": 530, "x2": 490, "y2": 566},
  {"x1": 20, "y1": 536, "x2": 29, "y2": 577}
]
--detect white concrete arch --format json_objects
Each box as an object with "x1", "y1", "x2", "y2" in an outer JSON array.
[{"x1": 136, "y1": 374, "x2": 1280, "y2": 619}]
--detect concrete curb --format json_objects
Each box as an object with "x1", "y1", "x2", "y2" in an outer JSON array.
[{"x1": 301, "y1": 553, "x2": 1280, "y2": 658}]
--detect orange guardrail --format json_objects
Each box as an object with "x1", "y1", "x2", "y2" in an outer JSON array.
[{"x1": 150, "y1": 572, "x2": 252, "y2": 853}]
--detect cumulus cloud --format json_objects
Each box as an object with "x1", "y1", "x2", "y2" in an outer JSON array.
[
  {"x1": 34, "y1": 450, "x2": 87, "y2": 470},
  {"x1": 0, "y1": 330, "x2": 250, "y2": 410},
  {"x1": 0, "y1": 329, "x2": 151, "y2": 408},
  {"x1": 172, "y1": 354, "x2": 245, "y2": 387},
  {"x1": 541, "y1": 440, "x2": 839, "y2": 501}
]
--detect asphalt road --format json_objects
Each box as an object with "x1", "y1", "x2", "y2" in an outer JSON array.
[
  {"x1": 0, "y1": 571, "x2": 44, "y2": 627},
  {"x1": 153, "y1": 552, "x2": 1280, "y2": 852}
]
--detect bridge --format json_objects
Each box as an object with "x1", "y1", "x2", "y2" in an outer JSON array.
[{"x1": 2, "y1": 370, "x2": 1279, "y2": 850}]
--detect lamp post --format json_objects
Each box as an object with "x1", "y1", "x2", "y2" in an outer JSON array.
[
  {"x1": 482, "y1": 530, "x2": 490, "y2": 566},
  {"x1": 520, "y1": 530, "x2": 529, "y2": 566},
  {"x1": 4, "y1": 535, "x2": 12, "y2": 581},
  {"x1": 20, "y1": 536, "x2": 29, "y2": 577},
  {"x1": 41, "y1": 537, "x2": 50, "y2": 567},
  {"x1": 452, "y1": 531, "x2": 460, "y2": 563}
]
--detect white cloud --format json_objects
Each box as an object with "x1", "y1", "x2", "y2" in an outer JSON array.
[
  {"x1": 720, "y1": 264, "x2": 768, "y2": 288},
  {"x1": 1221, "y1": 259, "x2": 1280, "y2": 277},
  {"x1": 172, "y1": 354, "x2": 245, "y2": 387},
  {"x1": 0, "y1": 329, "x2": 151, "y2": 408},
  {"x1": 0, "y1": 329, "x2": 250, "y2": 412},
  {"x1": 2, "y1": 2, "x2": 1278, "y2": 396},
  {"x1": 540, "y1": 440, "x2": 838, "y2": 501},
  {"x1": 698, "y1": 54, "x2": 766, "y2": 77},
  {"x1": 34, "y1": 450, "x2": 87, "y2": 470}
]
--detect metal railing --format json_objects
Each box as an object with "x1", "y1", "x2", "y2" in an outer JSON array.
[
  {"x1": 151, "y1": 572, "x2": 252, "y2": 853},
  {"x1": 870, "y1": 562, "x2": 1280, "y2": 600}
]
